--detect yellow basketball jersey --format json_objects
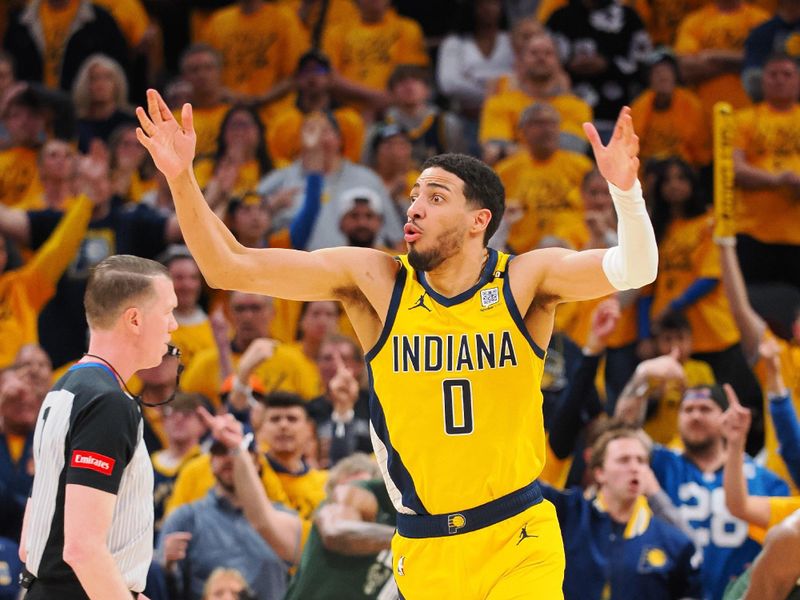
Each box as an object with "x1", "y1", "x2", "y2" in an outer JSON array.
[{"x1": 366, "y1": 249, "x2": 547, "y2": 515}]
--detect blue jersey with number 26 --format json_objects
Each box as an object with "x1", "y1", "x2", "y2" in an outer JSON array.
[{"x1": 652, "y1": 446, "x2": 789, "y2": 600}]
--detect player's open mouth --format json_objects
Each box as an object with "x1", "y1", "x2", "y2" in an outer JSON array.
[{"x1": 404, "y1": 223, "x2": 421, "y2": 243}]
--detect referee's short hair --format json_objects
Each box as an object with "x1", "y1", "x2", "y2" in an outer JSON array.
[{"x1": 85, "y1": 255, "x2": 169, "y2": 330}]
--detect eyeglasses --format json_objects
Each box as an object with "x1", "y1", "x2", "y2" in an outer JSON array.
[{"x1": 231, "y1": 303, "x2": 267, "y2": 313}]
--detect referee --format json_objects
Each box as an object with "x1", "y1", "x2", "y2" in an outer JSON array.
[{"x1": 19, "y1": 255, "x2": 178, "y2": 599}]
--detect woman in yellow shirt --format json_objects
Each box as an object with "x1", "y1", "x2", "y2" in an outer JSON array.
[
  {"x1": 195, "y1": 106, "x2": 273, "y2": 211},
  {"x1": 108, "y1": 124, "x2": 156, "y2": 204},
  {"x1": 643, "y1": 157, "x2": 762, "y2": 421}
]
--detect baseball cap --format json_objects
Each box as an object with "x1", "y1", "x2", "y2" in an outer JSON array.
[
  {"x1": 370, "y1": 123, "x2": 409, "y2": 153},
  {"x1": 335, "y1": 187, "x2": 384, "y2": 220},
  {"x1": 296, "y1": 49, "x2": 332, "y2": 74}
]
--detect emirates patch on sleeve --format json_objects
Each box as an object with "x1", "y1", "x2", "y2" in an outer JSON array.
[{"x1": 70, "y1": 450, "x2": 115, "y2": 475}]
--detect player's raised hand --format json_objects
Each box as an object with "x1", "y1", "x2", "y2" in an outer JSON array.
[
  {"x1": 583, "y1": 106, "x2": 639, "y2": 191},
  {"x1": 136, "y1": 88, "x2": 196, "y2": 180}
]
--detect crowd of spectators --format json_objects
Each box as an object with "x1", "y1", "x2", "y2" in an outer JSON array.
[{"x1": 0, "y1": 0, "x2": 799, "y2": 599}]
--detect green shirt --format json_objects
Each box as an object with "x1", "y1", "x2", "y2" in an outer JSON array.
[{"x1": 284, "y1": 479, "x2": 397, "y2": 600}]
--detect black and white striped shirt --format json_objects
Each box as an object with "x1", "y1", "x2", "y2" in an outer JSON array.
[{"x1": 24, "y1": 363, "x2": 153, "y2": 594}]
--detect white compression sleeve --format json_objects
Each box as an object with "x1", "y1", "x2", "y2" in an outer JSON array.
[{"x1": 601, "y1": 179, "x2": 659, "y2": 290}]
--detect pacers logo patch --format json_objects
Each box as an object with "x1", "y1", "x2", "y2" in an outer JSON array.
[
  {"x1": 480, "y1": 287, "x2": 499, "y2": 309},
  {"x1": 70, "y1": 450, "x2": 115, "y2": 476},
  {"x1": 447, "y1": 513, "x2": 467, "y2": 534},
  {"x1": 638, "y1": 546, "x2": 668, "y2": 573}
]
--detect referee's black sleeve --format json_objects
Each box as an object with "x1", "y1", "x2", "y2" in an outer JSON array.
[{"x1": 66, "y1": 394, "x2": 139, "y2": 494}]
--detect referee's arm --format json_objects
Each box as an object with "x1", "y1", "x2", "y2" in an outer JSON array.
[{"x1": 63, "y1": 484, "x2": 142, "y2": 599}]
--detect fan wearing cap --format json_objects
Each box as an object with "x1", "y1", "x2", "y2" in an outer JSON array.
[
  {"x1": 370, "y1": 123, "x2": 418, "y2": 219},
  {"x1": 157, "y1": 429, "x2": 292, "y2": 600},
  {"x1": 366, "y1": 64, "x2": 465, "y2": 168},
  {"x1": 267, "y1": 50, "x2": 365, "y2": 166},
  {"x1": 257, "y1": 110, "x2": 404, "y2": 252},
  {"x1": 630, "y1": 48, "x2": 710, "y2": 169},
  {"x1": 334, "y1": 187, "x2": 393, "y2": 252},
  {"x1": 636, "y1": 384, "x2": 789, "y2": 600}
]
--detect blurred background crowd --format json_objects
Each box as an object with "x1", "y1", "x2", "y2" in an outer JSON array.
[{"x1": 1, "y1": 0, "x2": 800, "y2": 598}]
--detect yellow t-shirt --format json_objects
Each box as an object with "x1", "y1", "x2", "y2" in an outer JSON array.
[
  {"x1": 479, "y1": 89, "x2": 593, "y2": 147},
  {"x1": 269, "y1": 459, "x2": 328, "y2": 520},
  {"x1": 269, "y1": 297, "x2": 357, "y2": 346},
  {"x1": 650, "y1": 212, "x2": 740, "y2": 353},
  {"x1": 170, "y1": 316, "x2": 216, "y2": 373},
  {"x1": 767, "y1": 496, "x2": 800, "y2": 530},
  {"x1": 322, "y1": 10, "x2": 429, "y2": 94},
  {"x1": 181, "y1": 343, "x2": 318, "y2": 409},
  {"x1": 634, "y1": 0, "x2": 708, "y2": 46},
  {"x1": 193, "y1": 158, "x2": 262, "y2": 197},
  {"x1": 732, "y1": 103, "x2": 800, "y2": 245},
  {"x1": 756, "y1": 332, "x2": 800, "y2": 493},
  {"x1": 495, "y1": 149, "x2": 593, "y2": 253},
  {"x1": 285, "y1": 342, "x2": 324, "y2": 400},
  {"x1": 173, "y1": 104, "x2": 230, "y2": 160},
  {"x1": 199, "y1": 3, "x2": 304, "y2": 98},
  {"x1": 674, "y1": 3, "x2": 770, "y2": 117},
  {"x1": 91, "y1": 0, "x2": 149, "y2": 47},
  {"x1": 0, "y1": 146, "x2": 40, "y2": 207},
  {"x1": 165, "y1": 452, "x2": 290, "y2": 517},
  {"x1": 39, "y1": 0, "x2": 80, "y2": 87},
  {"x1": 0, "y1": 195, "x2": 92, "y2": 367},
  {"x1": 644, "y1": 358, "x2": 716, "y2": 446},
  {"x1": 267, "y1": 106, "x2": 365, "y2": 167},
  {"x1": 630, "y1": 87, "x2": 711, "y2": 167},
  {"x1": 277, "y1": 0, "x2": 359, "y2": 46}
]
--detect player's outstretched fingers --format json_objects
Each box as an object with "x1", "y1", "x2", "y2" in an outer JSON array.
[
  {"x1": 583, "y1": 121, "x2": 603, "y2": 153},
  {"x1": 136, "y1": 106, "x2": 156, "y2": 137},
  {"x1": 181, "y1": 102, "x2": 194, "y2": 134},
  {"x1": 146, "y1": 89, "x2": 163, "y2": 123}
]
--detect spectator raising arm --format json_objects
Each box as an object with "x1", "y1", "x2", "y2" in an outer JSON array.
[
  {"x1": 722, "y1": 384, "x2": 770, "y2": 528},
  {"x1": 198, "y1": 408, "x2": 303, "y2": 565}
]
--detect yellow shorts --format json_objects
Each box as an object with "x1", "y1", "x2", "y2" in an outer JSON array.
[{"x1": 392, "y1": 499, "x2": 565, "y2": 599}]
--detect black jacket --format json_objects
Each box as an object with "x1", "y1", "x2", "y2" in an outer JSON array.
[{"x1": 3, "y1": 1, "x2": 129, "y2": 92}]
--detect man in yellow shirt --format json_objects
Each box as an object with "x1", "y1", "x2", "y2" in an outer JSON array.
[
  {"x1": 732, "y1": 53, "x2": 800, "y2": 290},
  {"x1": 322, "y1": 0, "x2": 429, "y2": 119},
  {"x1": 181, "y1": 290, "x2": 316, "y2": 407},
  {"x1": 178, "y1": 44, "x2": 230, "y2": 159},
  {"x1": 630, "y1": 49, "x2": 710, "y2": 168},
  {"x1": 198, "y1": 0, "x2": 304, "y2": 121},
  {"x1": 267, "y1": 50, "x2": 365, "y2": 166},
  {"x1": 675, "y1": 0, "x2": 770, "y2": 119},
  {"x1": 479, "y1": 31, "x2": 592, "y2": 164},
  {"x1": 258, "y1": 392, "x2": 328, "y2": 519},
  {"x1": 495, "y1": 102, "x2": 593, "y2": 254},
  {"x1": 0, "y1": 89, "x2": 44, "y2": 208}
]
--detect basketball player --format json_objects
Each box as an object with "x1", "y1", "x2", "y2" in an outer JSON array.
[
  {"x1": 19, "y1": 255, "x2": 178, "y2": 599},
  {"x1": 137, "y1": 89, "x2": 657, "y2": 599}
]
